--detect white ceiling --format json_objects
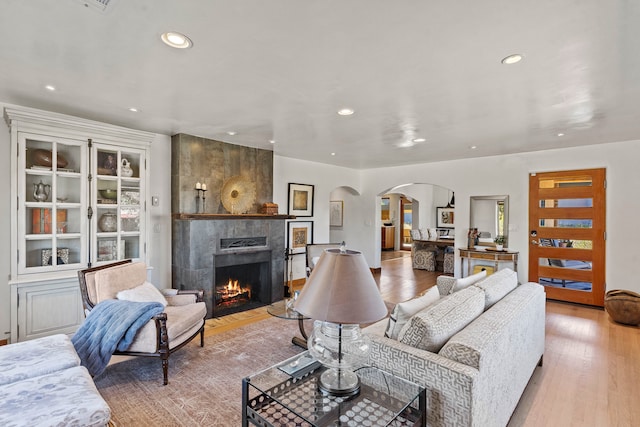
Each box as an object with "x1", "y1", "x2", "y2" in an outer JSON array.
[{"x1": 1, "y1": 0, "x2": 639, "y2": 169}]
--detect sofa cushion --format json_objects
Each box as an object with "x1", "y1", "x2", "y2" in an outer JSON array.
[
  {"x1": 117, "y1": 281, "x2": 168, "y2": 307},
  {"x1": 473, "y1": 268, "x2": 518, "y2": 309},
  {"x1": 125, "y1": 302, "x2": 207, "y2": 353},
  {"x1": 385, "y1": 286, "x2": 440, "y2": 339},
  {"x1": 398, "y1": 285, "x2": 485, "y2": 352},
  {"x1": 0, "y1": 334, "x2": 80, "y2": 386}
]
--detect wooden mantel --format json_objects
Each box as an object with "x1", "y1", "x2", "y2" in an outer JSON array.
[{"x1": 173, "y1": 213, "x2": 295, "y2": 220}]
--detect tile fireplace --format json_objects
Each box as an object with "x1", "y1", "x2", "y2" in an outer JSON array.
[{"x1": 172, "y1": 214, "x2": 290, "y2": 318}]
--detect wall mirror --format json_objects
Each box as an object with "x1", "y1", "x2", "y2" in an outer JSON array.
[{"x1": 470, "y1": 195, "x2": 509, "y2": 247}]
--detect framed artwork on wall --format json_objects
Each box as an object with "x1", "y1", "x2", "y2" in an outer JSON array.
[
  {"x1": 330, "y1": 200, "x2": 343, "y2": 227},
  {"x1": 288, "y1": 183, "x2": 314, "y2": 217},
  {"x1": 287, "y1": 221, "x2": 314, "y2": 254},
  {"x1": 437, "y1": 207, "x2": 455, "y2": 228}
]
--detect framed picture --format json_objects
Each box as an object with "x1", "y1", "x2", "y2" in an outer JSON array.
[
  {"x1": 330, "y1": 200, "x2": 343, "y2": 227},
  {"x1": 288, "y1": 183, "x2": 314, "y2": 217},
  {"x1": 437, "y1": 207, "x2": 455, "y2": 228},
  {"x1": 287, "y1": 221, "x2": 313, "y2": 254}
]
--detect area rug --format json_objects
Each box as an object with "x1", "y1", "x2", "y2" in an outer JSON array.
[{"x1": 95, "y1": 317, "x2": 307, "y2": 426}]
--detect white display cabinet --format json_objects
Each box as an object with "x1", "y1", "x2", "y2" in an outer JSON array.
[{"x1": 5, "y1": 106, "x2": 153, "y2": 342}]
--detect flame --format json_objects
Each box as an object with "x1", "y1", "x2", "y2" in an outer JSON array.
[{"x1": 217, "y1": 278, "x2": 251, "y2": 301}]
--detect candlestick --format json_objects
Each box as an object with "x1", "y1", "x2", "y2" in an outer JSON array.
[
  {"x1": 195, "y1": 182, "x2": 201, "y2": 190},
  {"x1": 201, "y1": 183, "x2": 207, "y2": 191}
]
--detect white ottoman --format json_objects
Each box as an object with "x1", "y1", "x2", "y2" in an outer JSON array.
[
  {"x1": 0, "y1": 334, "x2": 80, "y2": 386},
  {"x1": 0, "y1": 366, "x2": 111, "y2": 427}
]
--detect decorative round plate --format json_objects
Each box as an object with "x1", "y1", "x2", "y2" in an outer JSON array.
[{"x1": 220, "y1": 175, "x2": 256, "y2": 214}]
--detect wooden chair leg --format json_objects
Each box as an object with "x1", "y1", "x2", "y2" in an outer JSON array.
[
  {"x1": 200, "y1": 328, "x2": 205, "y2": 347},
  {"x1": 162, "y1": 357, "x2": 169, "y2": 385}
]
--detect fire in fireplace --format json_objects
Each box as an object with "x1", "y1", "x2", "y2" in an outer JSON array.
[
  {"x1": 212, "y1": 250, "x2": 272, "y2": 317},
  {"x1": 216, "y1": 278, "x2": 252, "y2": 309}
]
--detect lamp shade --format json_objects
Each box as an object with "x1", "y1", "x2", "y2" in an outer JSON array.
[{"x1": 294, "y1": 249, "x2": 388, "y2": 324}]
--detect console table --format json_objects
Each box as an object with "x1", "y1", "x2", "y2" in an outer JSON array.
[{"x1": 459, "y1": 247, "x2": 519, "y2": 277}]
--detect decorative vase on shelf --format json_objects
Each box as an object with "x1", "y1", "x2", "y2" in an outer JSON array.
[
  {"x1": 33, "y1": 180, "x2": 51, "y2": 202},
  {"x1": 98, "y1": 212, "x2": 117, "y2": 232},
  {"x1": 121, "y1": 158, "x2": 134, "y2": 177}
]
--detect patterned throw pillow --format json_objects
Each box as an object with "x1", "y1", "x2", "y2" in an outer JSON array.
[
  {"x1": 473, "y1": 268, "x2": 518, "y2": 309},
  {"x1": 398, "y1": 286, "x2": 485, "y2": 352},
  {"x1": 450, "y1": 270, "x2": 487, "y2": 294},
  {"x1": 385, "y1": 286, "x2": 440, "y2": 339}
]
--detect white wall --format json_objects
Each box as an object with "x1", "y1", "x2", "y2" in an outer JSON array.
[
  {"x1": 273, "y1": 156, "x2": 361, "y2": 279},
  {"x1": 355, "y1": 140, "x2": 640, "y2": 294},
  {"x1": 0, "y1": 104, "x2": 11, "y2": 341},
  {"x1": 274, "y1": 139, "x2": 640, "y2": 296}
]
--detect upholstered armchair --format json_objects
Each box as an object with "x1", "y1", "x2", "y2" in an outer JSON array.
[{"x1": 77, "y1": 259, "x2": 206, "y2": 385}]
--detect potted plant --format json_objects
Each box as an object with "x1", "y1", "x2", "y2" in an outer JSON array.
[{"x1": 494, "y1": 235, "x2": 506, "y2": 251}]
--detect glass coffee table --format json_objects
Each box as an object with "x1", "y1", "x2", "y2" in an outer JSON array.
[
  {"x1": 242, "y1": 351, "x2": 426, "y2": 426},
  {"x1": 267, "y1": 300, "x2": 310, "y2": 348}
]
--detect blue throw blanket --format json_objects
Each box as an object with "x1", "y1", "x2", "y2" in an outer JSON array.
[{"x1": 72, "y1": 299, "x2": 164, "y2": 377}]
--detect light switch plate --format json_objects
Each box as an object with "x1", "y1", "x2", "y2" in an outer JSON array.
[{"x1": 152, "y1": 196, "x2": 159, "y2": 206}]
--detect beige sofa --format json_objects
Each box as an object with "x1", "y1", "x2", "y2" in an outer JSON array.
[{"x1": 364, "y1": 269, "x2": 545, "y2": 427}]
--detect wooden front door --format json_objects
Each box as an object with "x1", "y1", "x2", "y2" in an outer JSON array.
[{"x1": 528, "y1": 168, "x2": 606, "y2": 306}]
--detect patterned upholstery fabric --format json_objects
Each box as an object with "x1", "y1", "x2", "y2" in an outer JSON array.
[
  {"x1": 473, "y1": 268, "x2": 518, "y2": 309},
  {"x1": 0, "y1": 335, "x2": 111, "y2": 427},
  {"x1": 0, "y1": 334, "x2": 79, "y2": 386},
  {"x1": 412, "y1": 241, "x2": 436, "y2": 271},
  {"x1": 385, "y1": 286, "x2": 440, "y2": 339},
  {"x1": 443, "y1": 252, "x2": 455, "y2": 274},
  {"x1": 398, "y1": 286, "x2": 485, "y2": 352},
  {"x1": 0, "y1": 366, "x2": 111, "y2": 427},
  {"x1": 365, "y1": 282, "x2": 546, "y2": 427},
  {"x1": 435, "y1": 270, "x2": 487, "y2": 296},
  {"x1": 439, "y1": 283, "x2": 546, "y2": 426}
]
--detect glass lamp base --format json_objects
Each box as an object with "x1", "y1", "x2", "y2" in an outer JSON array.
[{"x1": 318, "y1": 368, "x2": 360, "y2": 397}]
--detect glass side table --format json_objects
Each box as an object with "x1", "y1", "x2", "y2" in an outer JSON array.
[
  {"x1": 242, "y1": 351, "x2": 426, "y2": 427},
  {"x1": 267, "y1": 300, "x2": 310, "y2": 348}
]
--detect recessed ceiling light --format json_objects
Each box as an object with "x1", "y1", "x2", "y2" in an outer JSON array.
[
  {"x1": 470, "y1": 145, "x2": 477, "y2": 150},
  {"x1": 45, "y1": 85, "x2": 56, "y2": 91},
  {"x1": 412, "y1": 138, "x2": 426, "y2": 143},
  {"x1": 161, "y1": 32, "x2": 193, "y2": 49},
  {"x1": 226, "y1": 131, "x2": 237, "y2": 136},
  {"x1": 128, "y1": 107, "x2": 139, "y2": 112},
  {"x1": 337, "y1": 108, "x2": 354, "y2": 116},
  {"x1": 331, "y1": 152, "x2": 336, "y2": 156},
  {"x1": 501, "y1": 54, "x2": 523, "y2": 65},
  {"x1": 269, "y1": 139, "x2": 275, "y2": 144},
  {"x1": 557, "y1": 133, "x2": 565, "y2": 137}
]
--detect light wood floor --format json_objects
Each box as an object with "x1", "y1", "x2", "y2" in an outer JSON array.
[{"x1": 205, "y1": 255, "x2": 640, "y2": 426}]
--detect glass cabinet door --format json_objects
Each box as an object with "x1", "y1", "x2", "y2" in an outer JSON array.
[
  {"x1": 20, "y1": 133, "x2": 87, "y2": 274},
  {"x1": 92, "y1": 144, "x2": 145, "y2": 264}
]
